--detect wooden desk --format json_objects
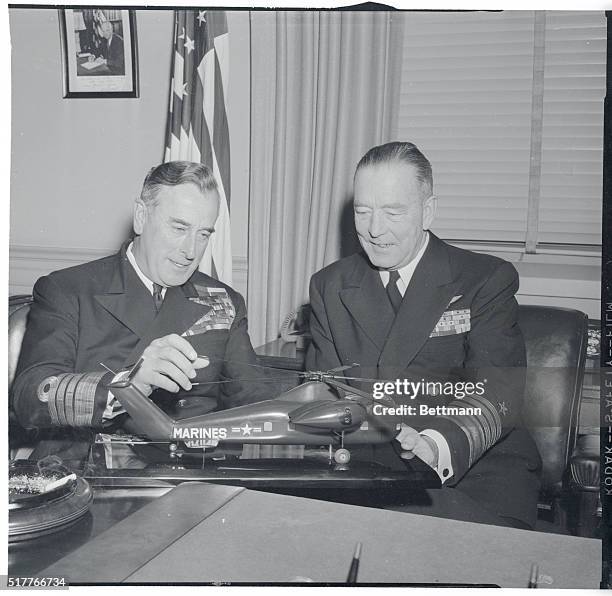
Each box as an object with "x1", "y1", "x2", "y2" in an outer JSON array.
[{"x1": 42, "y1": 483, "x2": 601, "y2": 587}]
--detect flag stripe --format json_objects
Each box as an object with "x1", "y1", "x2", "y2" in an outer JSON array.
[
  {"x1": 164, "y1": 9, "x2": 232, "y2": 285},
  {"x1": 213, "y1": 52, "x2": 231, "y2": 203}
]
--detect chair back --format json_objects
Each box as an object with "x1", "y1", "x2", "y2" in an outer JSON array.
[
  {"x1": 9, "y1": 295, "x2": 33, "y2": 390},
  {"x1": 518, "y1": 305, "x2": 588, "y2": 492}
]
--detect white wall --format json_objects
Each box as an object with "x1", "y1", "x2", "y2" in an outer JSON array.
[
  {"x1": 9, "y1": 8, "x2": 251, "y2": 297},
  {"x1": 516, "y1": 261, "x2": 601, "y2": 321},
  {"x1": 455, "y1": 242, "x2": 602, "y2": 320}
]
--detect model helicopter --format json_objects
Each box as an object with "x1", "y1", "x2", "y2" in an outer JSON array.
[{"x1": 107, "y1": 359, "x2": 402, "y2": 465}]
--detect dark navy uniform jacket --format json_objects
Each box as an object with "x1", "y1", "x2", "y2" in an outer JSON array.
[
  {"x1": 306, "y1": 233, "x2": 542, "y2": 527},
  {"x1": 13, "y1": 244, "x2": 277, "y2": 433}
]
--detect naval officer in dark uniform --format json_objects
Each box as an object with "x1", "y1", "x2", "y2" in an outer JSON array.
[
  {"x1": 306, "y1": 141, "x2": 542, "y2": 528},
  {"x1": 13, "y1": 161, "x2": 285, "y2": 462}
]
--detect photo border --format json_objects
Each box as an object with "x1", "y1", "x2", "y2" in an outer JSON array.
[{"x1": 58, "y1": 8, "x2": 139, "y2": 99}]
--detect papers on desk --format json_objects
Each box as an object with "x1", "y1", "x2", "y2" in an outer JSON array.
[{"x1": 81, "y1": 59, "x2": 104, "y2": 71}]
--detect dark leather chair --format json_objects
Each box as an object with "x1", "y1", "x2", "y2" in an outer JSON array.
[
  {"x1": 9, "y1": 295, "x2": 33, "y2": 386},
  {"x1": 9, "y1": 295, "x2": 36, "y2": 454},
  {"x1": 517, "y1": 305, "x2": 589, "y2": 524}
]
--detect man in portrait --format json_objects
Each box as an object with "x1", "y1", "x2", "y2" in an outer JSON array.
[{"x1": 95, "y1": 20, "x2": 125, "y2": 75}]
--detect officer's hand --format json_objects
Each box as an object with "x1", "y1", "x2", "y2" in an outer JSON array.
[
  {"x1": 132, "y1": 334, "x2": 210, "y2": 396},
  {"x1": 395, "y1": 423, "x2": 439, "y2": 469}
]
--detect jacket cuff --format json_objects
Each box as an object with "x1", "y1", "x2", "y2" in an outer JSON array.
[
  {"x1": 420, "y1": 428, "x2": 454, "y2": 483},
  {"x1": 37, "y1": 371, "x2": 113, "y2": 427}
]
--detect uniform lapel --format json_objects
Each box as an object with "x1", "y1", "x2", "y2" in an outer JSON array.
[
  {"x1": 339, "y1": 255, "x2": 396, "y2": 350},
  {"x1": 379, "y1": 234, "x2": 460, "y2": 372},
  {"x1": 124, "y1": 278, "x2": 212, "y2": 366},
  {"x1": 94, "y1": 246, "x2": 156, "y2": 340}
]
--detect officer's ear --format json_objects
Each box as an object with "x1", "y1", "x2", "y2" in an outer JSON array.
[
  {"x1": 133, "y1": 198, "x2": 147, "y2": 235},
  {"x1": 422, "y1": 194, "x2": 437, "y2": 230}
]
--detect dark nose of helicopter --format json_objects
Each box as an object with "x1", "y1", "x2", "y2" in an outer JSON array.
[{"x1": 288, "y1": 400, "x2": 366, "y2": 431}]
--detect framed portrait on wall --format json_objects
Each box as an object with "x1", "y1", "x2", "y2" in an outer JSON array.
[{"x1": 58, "y1": 8, "x2": 139, "y2": 98}]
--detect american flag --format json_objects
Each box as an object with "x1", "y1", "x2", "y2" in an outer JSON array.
[{"x1": 164, "y1": 10, "x2": 232, "y2": 285}]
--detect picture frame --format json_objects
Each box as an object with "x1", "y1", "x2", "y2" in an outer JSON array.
[{"x1": 58, "y1": 8, "x2": 139, "y2": 98}]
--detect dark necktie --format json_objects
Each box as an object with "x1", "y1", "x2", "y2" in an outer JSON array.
[
  {"x1": 386, "y1": 270, "x2": 403, "y2": 313},
  {"x1": 152, "y1": 283, "x2": 164, "y2": 312}
]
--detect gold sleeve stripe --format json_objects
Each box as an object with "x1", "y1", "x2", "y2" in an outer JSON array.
[
  {"x1": 480, "y1": 399, "x2": 502, "y2": 448},
  {"x1": 462, "y1": 398, "x2": 493, "y2": 451},
  {"x1": 462, "y1": 395, "x2": 499, "y2": 451},
  {"x1": 64, "y1": 374, "x2": 82, "y2": 426},
  {"x1": 38, "y1": 371, "x2": 106, "y2": 427},
  {"x1": 437, "y1": 393, "x2": 504, "y2": 466},
  {"x1": 73, "y1": 374, "x2": 90, "y2": 426},
  {"x1": 437, "y1": 412, "x2": 479, "y2": 467},
  {"x1": 469, "y1": 392, "x2": 503, "y2": 427},
  {"x1": 43, "y1": 374, "x2": 67, "y2": 426},
  {"x1": 461, "y1": 417, "x2": 481, "y2": 468},
  {"x1": 465, "y1": 393, "x2": 503, "y2": 447},
  {"x1": 74, "y1": 372, "x2": 106, "y2": 426},
  {"x1": 54, "y1": 374, "x2": 71, "y2": 426}
]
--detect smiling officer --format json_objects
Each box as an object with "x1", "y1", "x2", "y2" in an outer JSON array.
[
  {"x1": 13, "y1": 161, "x2": 278, "y2": 458},
  {"x1": 306, "y1": 141, "x2": 542, "y2": 529}
]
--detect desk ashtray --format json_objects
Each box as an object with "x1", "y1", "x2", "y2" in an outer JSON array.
[{"x1": 8, "y1": 460, "x2": 93, "y2": 543}]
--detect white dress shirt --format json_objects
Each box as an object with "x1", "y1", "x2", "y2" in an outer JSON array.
[
  {"x1": 126, "y1": 241, "x2": 167, "y2": 299},
  {"x1": 378, "y1": 232, "x2": 454, "y2": 484}
]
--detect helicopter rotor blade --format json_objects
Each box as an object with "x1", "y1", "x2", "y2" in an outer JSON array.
[
  {"x1": 325, "y1": 363, "x2": 359, "y2": 375},
  {"x1": 324, "y1": 377, "x2": 376, "y2": 401}
]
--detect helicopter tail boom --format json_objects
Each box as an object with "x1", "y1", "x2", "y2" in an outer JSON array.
[{"x1": 106, "y1": 378, "x2": 175, "y2": 440}]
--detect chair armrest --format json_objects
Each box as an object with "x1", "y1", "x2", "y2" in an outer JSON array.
[{"x1": 570, "y1": 434, "x2": 599, "y2": 492}]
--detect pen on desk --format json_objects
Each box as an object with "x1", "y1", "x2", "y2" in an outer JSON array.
[
  {"x1": 528, "y1": 563, "x2": 538, "y2": 588},
  {"x1": 346, "y1": 541, "x2": 362, "y2": 584}
]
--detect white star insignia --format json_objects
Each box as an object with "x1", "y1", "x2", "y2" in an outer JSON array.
[
  {"x1": 174, "y1": 81, "x2": 188, "y2": 97},
  {"x1": 178, "y1": 27, "x2": 186, "y2": 40},
  {"x1": 197, "y1": 11, "x2": 207, "y2": 25},
  {"x1": 241, "y1": 423, "x2": 252, "y2": 436},
  {"x1": 184, "y1": 35, "x2": 195, "y2": 53},
  {"x1": 498, "y1": 401, "x2": 508, "y2": 416}
]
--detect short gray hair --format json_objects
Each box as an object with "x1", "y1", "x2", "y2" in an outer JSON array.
[
  {"x1": 140, "y1": 161, "x2": 218, "y2": 207},
  {"x1": 355, "y1": 141, "x2": 433, "y2": 198}
]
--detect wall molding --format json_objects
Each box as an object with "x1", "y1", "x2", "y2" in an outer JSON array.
[
  {"x1": 9, "y1": 244, "x2": 250, "y2": 298},
  {"x1": 9, "y1": 245, "x2": 115, "y2": 295},
  {"x1": 10, "y1": 244, "x2": 114, "y2": 264}
]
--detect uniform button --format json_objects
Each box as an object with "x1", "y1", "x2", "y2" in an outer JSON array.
[
  {"x1": 442, "y1": 468, "x2": 450, "y2": 477},
  {"x1": 177, "y1": 399, "x2": 187, "y2": 408}
]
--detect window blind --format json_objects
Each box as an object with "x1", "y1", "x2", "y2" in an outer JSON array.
[
  {"x1": 539, "y1": 11, "x2": 605, "y2": 246},
  {"x1": 395, "y1": 10, "x2": 605, "y2": 247}
]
